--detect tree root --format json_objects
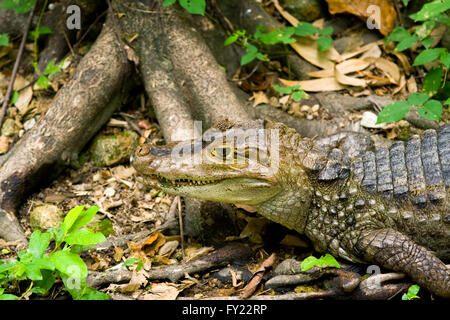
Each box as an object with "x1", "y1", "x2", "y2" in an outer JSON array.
[{"x1": 0, "y1": 13, "x2": 130, "y2": 242}]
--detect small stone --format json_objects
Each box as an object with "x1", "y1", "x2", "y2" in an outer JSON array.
[
  {"x1": 104, "y1": 187, "x2": 116, "y2": 197},
  {"x1": 90, "y1": 130, "x2": 139, "y2": 167},
  {"x1": 1, "y1": 118, "x2": 19, "y2": 137},
  {"x1": 311, "y1": 104, "x2": 320, "y2": 113},
  {"x1": 29, "y1": 204, "x2": 65, "y2": 231},
  {"x1": 23, "y1": 118, "x2": 36, "y2": 131}
]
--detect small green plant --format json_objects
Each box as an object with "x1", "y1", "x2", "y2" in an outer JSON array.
[
  {"x1": 0, "y1": 0, "x2": 35, "y2": 13},
  {"x1": 33, "y1": 58, "x2": 66, "y2": 89},
  {"x1": 273, "y1": 84, "x2": 307, "y2": 102},
  {"x1": 300, "y1": 253, "x2": 341, "y2": 271},
  {"x1": 0, "y1": 34, "x2": 9, "y2": 47},
  {"x1": 224, "y1": 23, "x2": 334, "y2": 66},
  {"x1": 379, "y1": 0, "x2": 449, "y2": 124},
  {"x1": 162, "y1": 0, "x2": 205, "y2": 15},
  {"x1": 0, "y1": 205, "x2": 110, "y2": 300},
  {"x1": 29, "y1": 26, "x2": 52, "y2": 42},
  {"x1": 401, "y1": 284, "x2": 421, "y2": 300},
  {"x1": 124, "y1": 257, "x2": 144, "y2": 271}
]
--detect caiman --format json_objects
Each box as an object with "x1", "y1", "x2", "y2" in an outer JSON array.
[{"x1": 131, "y1": 119, "x2": 450, "y2": 298}]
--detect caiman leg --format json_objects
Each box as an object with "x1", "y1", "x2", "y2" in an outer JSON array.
[{"x1": 354, "y1": 228, "x2": 450, "y2": 298}]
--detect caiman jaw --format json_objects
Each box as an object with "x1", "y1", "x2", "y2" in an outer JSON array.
[{"x1": 142, "y1": 173, "x2": 223, "y2": 188}]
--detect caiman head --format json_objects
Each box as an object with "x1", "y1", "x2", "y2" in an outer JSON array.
[{"x1": 131, "y1": 119, "x2": 317, "y2": 232}]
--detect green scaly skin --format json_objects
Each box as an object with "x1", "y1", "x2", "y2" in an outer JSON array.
[{"x1": 131, "y1": 119, "x2": 450, "y2": 298}]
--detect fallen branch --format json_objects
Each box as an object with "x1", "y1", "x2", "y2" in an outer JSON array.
[{"x1": 87, "y1": 242, "x2": 253, "y2": 287}]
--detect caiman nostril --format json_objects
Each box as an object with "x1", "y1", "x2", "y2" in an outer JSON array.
[{"x1": 136, "y1": 144, "x2": 150, "y2": 156}]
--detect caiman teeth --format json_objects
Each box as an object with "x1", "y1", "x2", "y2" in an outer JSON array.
[{"x1": 146, "y1": 173, "x2": 218, "y2": 186}]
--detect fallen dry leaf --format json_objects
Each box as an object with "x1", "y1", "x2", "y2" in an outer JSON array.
[
  {"x1": 139, "y1": 283, "x2": 181, "y2": 300},
  {"x1": 394, "y1": 52, "x2": 412, "y2": 76},
  {"x1": 373, "y1": 58, "x2": 401, "y2": 84},
  {"x1": 335, "y1": 67, "x2": 367, "y2": 87},
  {"x1": 325, "y1": 0, "x2": 396, "y2": 36},
  {"x1": 280, "y1": 77, "x2": 346, "y2": 92},
  {"x1": 406, "y1": 76, "x2": 417, "y2": 93},
  {"x1": 251, "y1": 91, "x2": 269, "y2": 107}
]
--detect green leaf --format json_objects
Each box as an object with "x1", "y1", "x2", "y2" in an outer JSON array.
[
  {"x1": 413, "y1": 48, "x2": 445, "y2": 66},
  {"x1": 0, "y1": 294, "x2": 18, "y2": 300},
  {"x1": 402, "y1": 284, "x2": 421, "y2": 300},
  {"x1": 33, "y1": 257, "x2": 55, "y2": 271},
  {"x1": 49, "y1": 227, "x2": 65, "y2": 244},
  {"x1": 241, "y1": 44, "x2": 258, "y2": 65},
  {"x1": 69, "y1": 205, "x2": 100, "y2": 232},
  {"x1": 224, "y1": 34, "x2": 239, "y2": 46},
  {"x1": 318, "y1": 26, "x2": 333, "y2": 36},
  {"x1": 444, "y1": 98, "x2": 450, "y2": 105},
  {"x1": 409, "y1": 0, "x2": 450, "y2": 22},
  {"x1": 32, "y1": 270, "x2": 56, "y2": 295},
  {"x1": 10, "y1": 90, "x2": 19, "y2": 105},
  {"x1": 61, "y1": 274, "x2": 87, "y2": 299},
  {"x1": 254, "y1": 27, "x2": 295, "y2": 45},
  {"x1": 402, "y1": 0, "x2": 410, "y2": 6},
  {"x1": 0, "y1": 0, "x2": 36, "y2": 13},
  {"x1": 162, "y1": 0, "x2": 176, "y2": 6},
  {"x1": 395, "y1": 34, "x2": 418, "y2": 52},
  {"x1": 0, "y1": 262, "x2": 17, "y2": 274},
  {"x1": 415, "y1": 21, "x2": 435, "y2": 40},
  {"x1": 420, "y1": 36, "x2": 433, "y2": 49},
  {"x1": 29, "y1": 26, "x2": 52, "y2": 41},
  {"x1": 301, "y1": 256, "x2": 320, "y2": 271},
  {"x1": 422, "y1": 66, "x2": 442, "y2": 95},
  {"x1": 29, "y1": 230, "x2": 51, "y2": 259},
  {"x1": 294, "y1": 22, "x2": 318, "y2": 36},
  {"x1": 317, "y1": 36, "x2": 333, "y2": 52},
  {"x1": 24, "y1": 263, "x2": 43, "y2": 281},
  {"x1": 64, "y1": 229, "x2": 106, "y2": 246},
  {"x1": 273, "y1": 84, "x2": 293, "y2": 94},
  {"x1": 440, "y1": 51, "x2": 450, "y2": 69},
  {"x1": 376, "y1": 101, "x2": 412, "y2": 123},
  {"x1": 386, "y1": 27, "x2": 410, "y2": 43},
  {"x1": 292, "y1": 90, "x2": 306, "y2": 102},
  {"x1": 418, "y1": 100, "x2": 442, "y2": 120},
  {"x1": 320, "y1": 254, "x2": 341, "y2": 269},
  {"x1": 43, "y1": 59, "x2": 61, "y2": 75},
  {"x1": 179, "y1": 0, "x2": 205, "y2": 15},
  {"x1": 62, "y1": 205, "x2": 85, "y2": 235},
  {"x1": 0, "y1": 33, "x2": 9, "y2": 46},
  {"x1": 50, "y1": 250, "x2": 88, "y2": 279},
  {"x1": 124, "y1": 258, "x2": 143, "y2": 271},
  {"x1": 408, "y1": 92, "x2": 429, "y2": 106},
  {"x1": 36, "y1": 75, "x2": 49, "y2": 89},
  {"x1": 78, "y1": 287, "x2": 110, "y2": 300}
]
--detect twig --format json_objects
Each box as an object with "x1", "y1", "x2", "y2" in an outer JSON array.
[
  {"x1": 393, "y1": 0, "x2": 404, "y2": 27},
  {"x1": 0, "y1": 2, "x2": 37, "y2": 128},
  {"x1": 177, "y1": 196, "x2": 185, "y2": 260},
  {"x1": 240, "y1": 253, "x2": 276, "y2": 299}
]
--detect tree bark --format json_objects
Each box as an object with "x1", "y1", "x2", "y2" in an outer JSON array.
[{"x1": 0, "y1": 14, "x2": 130, "y2": 242}]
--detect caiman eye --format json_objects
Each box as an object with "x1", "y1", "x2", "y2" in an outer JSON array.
[
  {"x1": 136, "y1": 144, "x2": 150, "y2": 156},
  {"x1": 212, "y1": 147, "x2": 233, "y2": 160}
]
